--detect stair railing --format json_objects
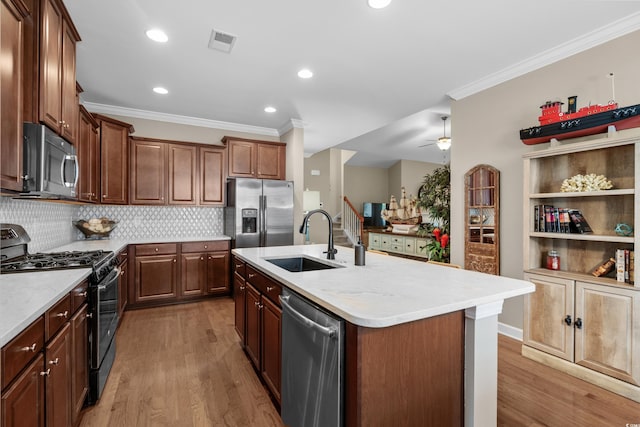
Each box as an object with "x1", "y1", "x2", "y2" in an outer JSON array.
[{"x1": 342, "y1": 196, "x2": 364, "y2": 246}]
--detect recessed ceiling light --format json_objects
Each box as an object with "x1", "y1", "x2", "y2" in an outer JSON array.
[
  {"x1": 368, "y1": 0, "x2": 392, "y2": 8},
  {"x1": 146, "y1": 29, "x2": 168, "y2": 43},
  {"x1": 297, "y1": 69, "x2": 313, "y2": 79},
  {"x1": 153, "y1": 87, "x2": 168, "y2": 95},
  {"x1": 264, "y1": 106, "x2": 277, "y2": 113}
]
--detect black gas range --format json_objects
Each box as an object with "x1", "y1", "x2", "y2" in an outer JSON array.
[{"x1": 1, "y1": 223, "x2": 119, "y2": 404}]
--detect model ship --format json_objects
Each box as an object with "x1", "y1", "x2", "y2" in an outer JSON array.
[
  {"x1": 381, "y1": 187, "x2": 421, "y2": 225},
  {"x1": 520, "y1": 95, "x2": 640, "y2": 145}
]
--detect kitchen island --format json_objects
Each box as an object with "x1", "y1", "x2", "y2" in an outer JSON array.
[{"x1": 232, "y1": 244, "x2": 535, "y2": 427}]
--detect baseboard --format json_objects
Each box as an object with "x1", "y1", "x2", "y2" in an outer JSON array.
[{"x1": 497, "y1": 322, "x2": 522, "y2": 341}]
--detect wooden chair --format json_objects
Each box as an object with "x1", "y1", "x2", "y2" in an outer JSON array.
[{"x1": 427, "y1": 260, "x2": 461, "y2": 269}]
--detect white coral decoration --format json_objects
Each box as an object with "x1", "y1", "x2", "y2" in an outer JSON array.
[{"x1": 560, "y1": 173, "x2": 613, "y2": 192}]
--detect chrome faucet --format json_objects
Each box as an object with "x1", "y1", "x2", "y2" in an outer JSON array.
[{"x1": 299, "y1": 209, "x2": 337, "y2": 260}]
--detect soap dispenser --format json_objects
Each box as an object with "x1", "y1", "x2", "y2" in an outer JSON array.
[{"x1": 354, "y1": 237, "x2": 365, "y2": 266}]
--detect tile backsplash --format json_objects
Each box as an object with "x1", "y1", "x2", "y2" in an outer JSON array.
[
  {"x1": 0, "y1": 197, "x2": 76, "y2": 252},
  {"x1": 1, "y1": 196, "x2": 225, "y2": 252}
]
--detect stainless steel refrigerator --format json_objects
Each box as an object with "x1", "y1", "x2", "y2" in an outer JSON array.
[{"x1": 225, "y1": 178, "x2": 294, "y2": 248}]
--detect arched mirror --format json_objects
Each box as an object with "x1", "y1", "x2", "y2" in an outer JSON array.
[{"x1": 464, "y1": 165, "x2": 500, "y2": 275}]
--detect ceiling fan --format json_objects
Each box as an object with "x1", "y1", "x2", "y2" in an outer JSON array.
[{"x1": 420, "y1": 116, "x2": 451, "y2": 150}]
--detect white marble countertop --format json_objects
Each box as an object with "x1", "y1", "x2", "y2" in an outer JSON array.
[
  {"x1": 232, "y1": 244, "x2": 535, "y2": 328},
  {"x1": 0, "y1": 235, "x2": 230, "y2": 347}
]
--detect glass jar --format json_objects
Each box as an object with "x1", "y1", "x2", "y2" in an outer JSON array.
[{"x1": 546, "y1": 250, "x2": 560, "y2": 270}]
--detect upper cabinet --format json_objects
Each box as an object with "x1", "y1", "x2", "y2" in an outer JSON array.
[
  {"x1": 77, "y1": 104, "x2": 99, "y2": 202},
  {"x1": 94, "y1": 114, "x2": 134, "y2": 205},
  {"x1": 39, "y1": 0, "x2": 80, "y2": 143},
  {"x1": 223, "y1": 137, "x2": 286, "y2": 180},
  {"x1": 199, "y1": 146, "x2": 226, "y2": 205},
  {"x1": 0, "y1": 0, "x2": 29, "y2": 192}
]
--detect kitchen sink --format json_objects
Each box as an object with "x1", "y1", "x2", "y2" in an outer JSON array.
[{"x1": 265, "y1": 256, "x2": 341, "y2": 272}]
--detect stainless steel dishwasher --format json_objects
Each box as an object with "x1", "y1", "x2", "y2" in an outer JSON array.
[{"x1": 280, "y1": 288, "x2": 344, "y2": 427}]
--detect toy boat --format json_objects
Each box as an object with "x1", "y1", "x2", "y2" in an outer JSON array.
[{"x1": 520, "y1": 96, "x2": 640, "y2": 145}]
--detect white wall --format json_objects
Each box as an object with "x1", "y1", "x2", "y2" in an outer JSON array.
[{"x1": 451, "y1": 30, "x2": 640, "y2": 329}]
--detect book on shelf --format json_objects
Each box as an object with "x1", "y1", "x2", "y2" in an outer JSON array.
[
  {"x1": 533, "y1": 205, "x2": 576, "y2": 233},
  {"x1": 567, "y1": 209, "x2": 593, "y2": 234},
  {"x1": 615, "y1": 249, "x2": 635, "y2": 284}
]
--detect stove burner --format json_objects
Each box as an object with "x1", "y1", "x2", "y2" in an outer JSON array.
[{"x1": 0, "y1": 250, "x2": 113, "y2": 275}]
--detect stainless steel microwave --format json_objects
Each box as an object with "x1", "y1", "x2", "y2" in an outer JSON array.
[{"x1": 22, "y1": 123, "x2": 78, "y2": 199}]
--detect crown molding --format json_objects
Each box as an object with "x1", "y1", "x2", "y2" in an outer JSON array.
[
  {"x1": 277, "y1": 118, "x2": 306, "y2": 135},
  {"x1": 447, "y1": 12, "x2": 640, "y2": 100},
  {"x1": 82, "y1": 102, "x2": 280, "y2": 137}
]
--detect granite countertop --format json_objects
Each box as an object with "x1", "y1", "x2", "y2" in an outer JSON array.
[
  {"x1": 232, "y1": 244, "x2": 535, "y2": 328},
  {"x1": 0, "y1": 235, "x2": 230, "y2": 347}
]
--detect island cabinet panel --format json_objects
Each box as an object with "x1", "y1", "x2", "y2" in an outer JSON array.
[
  {"x1": 260, "y1": 296, "x2": 281, "y2": 404},
  {"x1": 168, "y1": 143, "x2": 197, "y2": 205},
  {"x1": 345, "y1": 311, "x2": 464, "y2": 427},
  {"x1": 1, "y1": 353, "x2": 45, "y2": 427},
  {"x1": 70, "y1": 304, "x2": 88, "y2": 426},
  {"x1": 0, "y1": 0, "x2": 27, "y2": 192},
  {"x1": 244, "y1": 283, "x2": 261, "y2": 369},
  {"x1": 233, "y1": 272, "x2": 246, "y2": 344}
]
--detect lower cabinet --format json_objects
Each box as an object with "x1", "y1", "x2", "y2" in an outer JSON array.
[
  {"x1": 117, "y1": 247, "x2": 128, "y2": 319},
  {"x1": 70, "y1": 304, "x2": 88, "y2": 425},
  {"x1": 130, "y1": 241, "x2": 230, "y2": 308},
  {"x1": 524, "y1": 272, "x2": 640, "y2": 386},
  {"x1": 1, "y1": 353, "x2": 45, "y2": 427},
  {"x1": 45, "y1": 323, "x2": 71, "y2": 427},
  {"x1": 233, "y1": 271, "x2": 246, "y2": 343},
  {"x1": 368, "y1": 232, "x2": 428, "y2": 259},
  {"x1": 243, "y1": 266, "x2": 282, "y2": 404}
]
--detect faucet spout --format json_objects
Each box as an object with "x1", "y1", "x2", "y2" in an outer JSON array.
[{"x1": 300, "y1": 209, "x2": 337, "y2": 260}]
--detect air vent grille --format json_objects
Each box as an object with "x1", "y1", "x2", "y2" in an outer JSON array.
[{"x1": 208, "y1": 29, "x2": 237, "y2": 53}]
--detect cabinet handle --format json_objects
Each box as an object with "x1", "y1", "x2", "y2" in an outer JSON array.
[
  {"x1": 77, "y1": 290, "x2": 87, "y2": 297},
  {"x1": 56, "y1": 311, "x2": 69, "y2": 319},
  {"x1": 236, "y1": 264, "x2": 242, "y2": 269},
  {"x1": 254, "y1": 301, "x2": 260, "y2": 307},
  {"x1": 240, "y1": 286, "x2": 245, "y2": 290},
  {"x1": 22, "y1": 343, "x2": 37, "y2": 352},
  {"x1": 564, "y1": 315, "x2": 572, "y2": 326},
  {"x1": 204, "y1": 245, "x2": 208, "y2": 249},
  {"x1": 200, "y1": 257, "x2": 204, "y2": 261},
  {"x1": 49, "y1": 358, "x2": 59, "y2": 366},
  {"x1": 155, "y1": 248, "x2": 159, "y2": 252},
  {"x1": 208, "y1": 256, "x2": 212, "y2": 260},
  {"x1": 266, "y1": 286, "x2": 274, "y2": 292},
  {"x1": 120, "y1": 270, "x2": 125, "y2": 276},
  {"x1": 86, "y1": 312, "x2": 93, "y2": 319},
  {"x1": 574, "y1": 318, "x2": 583, "y2": 329},
  {"x1": 122, "y1": 253, "x2": 128, "y2": 257},
  {"x1": 40, "y1": 369, "x2": 51, "y2": 377},
  {"x1": 259, "y1": 303, "x2": 263, "y2": 309},
  {"x1": 102, "y1": 194, "x2": 106, "y2": 198},
  {"x1": 248, "y1": 273, "x2": 256, "y2": 278},
  {"x1": 173, "y1": 259, "x2": 177, "y2": 263}
]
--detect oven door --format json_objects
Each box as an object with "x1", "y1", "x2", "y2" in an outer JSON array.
[{"x1": 89, "y1": 267, "x2": 119, "y2": 369}]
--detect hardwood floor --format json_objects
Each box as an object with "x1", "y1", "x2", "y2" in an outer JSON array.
[{"x1": 80, "y1": 299, "x2": 640, "y2": 427}]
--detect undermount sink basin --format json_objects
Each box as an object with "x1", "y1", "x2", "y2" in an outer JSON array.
[{"x1": 265, "y1": 256, "x2": 341, "y2": 273}]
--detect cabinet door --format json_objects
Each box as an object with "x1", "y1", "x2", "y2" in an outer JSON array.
[
  {"x1": 45, "y1": 322, "x2": 71, "y2": 427},
  {"x1": 369, "y1": 233, "x2": 381, "y2": 249},
  {"x1": 206, "y1": 251, "x2": 230, "y2": 295},
  {"x1": 39, "y1": 0, "x2": 63, "y2": 132},
  {"x1": 130, "y1": 139, "x2": 166, "y2": 205},
  {"x1": 181, "y1": 253, "x2": 206, "y2": 297},
  {"x1": 245, "y1": 284, "x2": 261, "y2": 369},
  {"x1": 575, "y1": 282, "x2": 640, "y2": 385},
  {"x1": 199, "y1": 146, "x2": 225, "y2": 205},
  {"x1": 70, "y1": 304, "x2": 88, "y2": 425},
  {"x1": 233, "y1": 273, "x2": 246, "y2": 343},
  {"x1": 135, "y1": 255, "x2": 178, "y2": 303},
  {"x1": 118, "y1": 257, "x2": 128, "y2": 317},
  {"x1": 1, "y1": 353, "x2": 45, "y2": 427},
  {"x1": 261, "y1": 296, "x2": 281, "y2": 404},
  {"x1": 228, "y1": 139, "x2": 256, "y2": 177},
  {"x1": 77, "y1": 108, "x2": 95, "y2": 202},
  {"x1": 60, "y1": 20, "x2": 77, "y2": 144},
  {"x1": 0, "y1": 0, "x2": 26, "y2": 192},
  {"x1": 523, "y1": 273, "x2": 575, "y2": 361},
  {"x1": 168, "y1": 143, "x2": 197, "y2": 205},
  {"x1": 100, "y1": 120, "x2": 129, "y2": 204},
  {"x1": 90, "y1": 123, "x2": 100, "y2": 202},
  {"x1": 256, "y1": 143, "x2": 285, "y2": 180}
]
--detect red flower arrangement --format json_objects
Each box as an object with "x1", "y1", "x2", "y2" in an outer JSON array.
[{"x1": 426, "y1": 227, "x2": 450, "y2": 263}]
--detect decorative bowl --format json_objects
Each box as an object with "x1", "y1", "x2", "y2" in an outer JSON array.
[
  {"x1": 73, "y1": 218, "x2": 118, "y2": 238},
  {"x1": 469, "y1": 215, "x2": 487, "y2": 224}
]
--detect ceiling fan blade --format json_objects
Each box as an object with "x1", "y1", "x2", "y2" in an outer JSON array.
[{"x1": 418, "y1": 141, "x2": 437, "y2": 148}]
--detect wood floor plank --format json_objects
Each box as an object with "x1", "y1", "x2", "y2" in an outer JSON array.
[{"x1": 80, "y1": 298, "x2": 640, "y2": 427}]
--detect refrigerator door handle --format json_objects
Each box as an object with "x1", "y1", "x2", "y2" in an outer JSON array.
[{"x1": 260, "y1": 195, "x2": 266, "y2": 246}]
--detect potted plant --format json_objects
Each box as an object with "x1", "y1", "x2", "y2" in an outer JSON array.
[{"x1": 416, "y1": 165, "x2": 451, "y2": 262}]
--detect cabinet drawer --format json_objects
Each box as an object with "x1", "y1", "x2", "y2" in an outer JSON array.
[
  {"x1": 1, "y1": 316, "x2": 45, "y2": 389},
  {"x1": 135, "y1": 243, "x2": 177, "y2": 256},
  {"x1": 390, "y1": 244, "x2": 403, "y2": 252},
  {"x1": 70, "y1": 280, "x2": 89, "y2": 313},
  {"x1": 233, "y1": 257, "x2": 246, "y2": 278},
  {"x1": 391, "y1": 236, "x2": 404, "y2": 245},
  {"x1": 380, "y1": 237, "x2": 390, "y2": 249},
  {"x1": 245, "y1": 266, "x2": 282, "y2": 305},
  {"x1": 262, "y1": 281, "x2": 283, "y2": 306},
  {"x1": 369, "y1": 234, "x2": 381, "y2": 248},
  {"x1": 46, "y1": 294, "x2": 71, "y2": 341},
  {"x1": 181, "y1": 240, "x2": 228, "y2": 253}
]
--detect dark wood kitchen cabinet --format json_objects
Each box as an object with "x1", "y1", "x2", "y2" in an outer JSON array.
[
  {"x1": 1, "y1": 353, "x2": 45, "y2": 427},
  {"x1": 70, "y1": 303, "x2": 88, "y2": 426},
  {"x1": 199, "y1": 146, "x2": 226, "y2": 205},
  {"x1": 130, "y1": 138, "x2": 166, "y2": 205},
  {"x1": 39, "y1": 0, "x2": 80, "y2": 143},
  {"x1": 45, "y1": 323, "x2": 71, "y2": 427},
  {"x1": 223, "y1": 137, "x2": 286, "y2": 180},
  {"x1": 77, "y1": 105, "x2": 100, "y2": 202},
  {"x1": 233, "y1": 258, "x2": 247, "y2": 343},
  {"x1": 132, "y1": 244, "x2": 179, "y2": 305},
  {"x1": 168, "y1": 143, "x2": 197, "y2": 205},
  {"x1": 180, "y1": 241, "x2": 230, "y2": 298},
  {"x1": 117, "y1": 248, "x2": 129, "y2": 318},
  {"x1": 243, "y1": 266, "x2": 282, "y2": 404},
  {"x1": 0, "y1": 0, "x2": 28, "y2": 192},
  {"x1": 95, "y1": 114, "x2": 134, "y2": 205}
]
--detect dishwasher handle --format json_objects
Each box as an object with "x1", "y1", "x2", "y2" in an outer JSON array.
[{"x1": 279, "y1": 295, "x2": 337, "y2": 338}]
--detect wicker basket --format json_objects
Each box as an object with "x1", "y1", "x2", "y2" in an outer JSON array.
[{"x1": 73, "y1": 219, "x2": 118, "y2": 238}]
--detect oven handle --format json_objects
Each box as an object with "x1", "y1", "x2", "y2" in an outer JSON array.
[{"x1": 97, "y1": 266, "x2": 120, "y2": 290}]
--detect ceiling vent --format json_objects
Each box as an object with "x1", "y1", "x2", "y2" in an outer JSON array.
[{"x1": 208, "y1": 29, "x2": 237, "y2": 53}]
